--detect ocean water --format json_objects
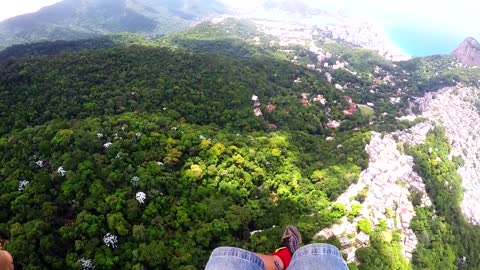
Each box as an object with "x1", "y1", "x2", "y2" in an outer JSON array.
[{"x1": 385, "y1": 25, "x2": 465, "y2": 57}]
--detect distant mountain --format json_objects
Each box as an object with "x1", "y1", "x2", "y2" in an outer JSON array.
[
  {"x1": 262, "y1": 0, "x2": 329, "y2": 16},
  {"x1": 452, "y1": 37, "x2": 480, "y2": 66},
  {"x1": 0, "y1": 0, "x2": 227, "y2": 50}
]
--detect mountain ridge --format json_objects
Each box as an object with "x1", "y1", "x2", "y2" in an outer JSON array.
[{"x1": 0, "y1": 0, "x2": 227, "y2": 50}]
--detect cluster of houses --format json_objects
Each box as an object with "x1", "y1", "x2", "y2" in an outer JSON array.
[
  {"x1": 316, "y1": 223, "x2": 370, "y2": 263},
  {"x1": 299, "y1": 92, "x2": 326, "y2": 107},
  {"x1": 254, "y1": 20, "x2": 312, "y2": 48},
  {"x1": 249, "y1": 19, "x2": 411, "y2": 132},
  {"x1": 252, "y1": 95, "x2": 262, "y2": 117},
  {"x1": 323, "y1": 20, "x2": 410, "y2": 61},
  {"x1": 251, "y1": 95, "x2": 278, "y2": 130},
  {"x1": 342, "y1": 96, "x2": 358, "y2": 116},
  {"x1": 326, "y1": 119, "x2": 341, "y2": 129},
  {"x1": 252, "y1": 15, "x2": 409, "y2": 62}
]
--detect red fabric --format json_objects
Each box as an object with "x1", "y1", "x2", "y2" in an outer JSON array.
[{"x1": 272, "y1": 247, "x2": 292, "y2": 269}]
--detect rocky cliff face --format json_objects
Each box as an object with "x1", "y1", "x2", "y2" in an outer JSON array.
[
  {"x1": 452, "y1": 37, "x2": 480, "y2": 66},
  {"x1": 415, "y1": 86, "x2": 480, "y2": 224},
  {"x1": 319, "y1": 85, "x2": 480, "y2": 260},
  {"x1": 318, "y1": 122, "x2": 434, "y2": 262}
]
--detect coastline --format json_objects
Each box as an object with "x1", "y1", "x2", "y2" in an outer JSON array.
[{"x1": 384, "y1": 24, "x2": 465, "y2": 56}]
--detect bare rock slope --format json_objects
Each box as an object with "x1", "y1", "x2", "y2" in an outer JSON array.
[
  {"x1": 416, "y1": 86, "x2": 480, "y2": 224},
  {"x1": 453, "y1": 37, "x2": 480, "y2": 66},
  {"x1": 317, "y1": 122, "x2": 433, "y2": 263}
]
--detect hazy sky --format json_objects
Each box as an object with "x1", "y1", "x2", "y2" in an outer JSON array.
[
  {"x1": 0, "y1": 0, "x2": 477, "y2": 55},
  {"x1": 1, "y1": 0, "x2": 476, "y2": 37},
  {"x1": 0, "y1": 0, "x2": 61, "y2": 21},
  {"x1": 223, "y1": 0, "x2": 478, "y2": 37}
]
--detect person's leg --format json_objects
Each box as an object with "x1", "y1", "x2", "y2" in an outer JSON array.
[
  {"x1": 204, "y1": 246, "x2": 285, "y2": 270},
  {"x1": 288, "y1": 243, "x2": 349, "y2": 270},
  {"x1": 204, "y1": 225, "x2": 301, "y2": 270},
  {"x1": 256, "y1": 253, "x2": 284, "y2": 270},
  {"x1": 205, "y1": 247, "x2": 266, "y2": 270}
]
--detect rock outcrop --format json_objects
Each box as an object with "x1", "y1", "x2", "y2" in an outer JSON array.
[
  {"x1": 415, "y1": 86, "x2": 480, "y2": 224},
  {"x1": 318, "y1": 122, "x2": 433, "y2": 262},
  {"x1": 452, "y1": 37, "x2": 480, "y2": 67}
]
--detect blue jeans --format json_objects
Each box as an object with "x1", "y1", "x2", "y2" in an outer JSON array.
[{"x1": 205, "y1": 244, "x2": 349, "y2": 270}]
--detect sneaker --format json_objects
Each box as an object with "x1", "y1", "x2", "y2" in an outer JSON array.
[{"x1": 281, "y1": 225, "x2": 302, "y2": 254}]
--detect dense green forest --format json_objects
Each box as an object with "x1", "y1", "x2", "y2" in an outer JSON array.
[
  {"x1": 0, "y1": 43, "x2": 375, "y2": 136},
  {"x1": 1, "y1": 18, "x2": 480, "y2": 269},
  {"x1": 0, "y1": 34, "x2": 157, "y2": 64},
  {"x1": 0, "y1": 24, "x2": 373, "y2": 269},
  {"x1": 0, "y1": 112, "x2": 370, "y2": 269}
]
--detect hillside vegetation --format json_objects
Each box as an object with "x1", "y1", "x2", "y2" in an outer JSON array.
[
  {"x1": 1, "y1": 18, "x2": 480, "y2": 270},
  {"x1": 0, "y1": 112, "x2": 370, "y2": 269},
  {"x1": 0, "y1": 24, "x2": 373, "y2": 269},
  {"x1": 406, "y1": 128, "x2": 480, "y2": 269},
  {"x1": 0, "y1": 0, "x2": 226, "y2": 50}
]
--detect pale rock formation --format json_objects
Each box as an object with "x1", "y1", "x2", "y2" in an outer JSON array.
[
  {"x1": 321, "y1": 122, "x2": 433, "y2": 261},
  {"x1": 452, "y1": 37, "x2": 480, "y2": 67},
  {"x1": 416, "y1": 87, "x2": 480, "y2": 224}
]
